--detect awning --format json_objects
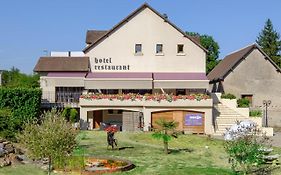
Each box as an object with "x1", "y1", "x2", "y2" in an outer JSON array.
[
  {"x1": 153, "y1": 73, "x2": 209, "y2": 89},
  {"x1": 84, "y1": 72, "x2": 153, "y2": 89},
  {"x1": 45, "y1": 72, "x2": 86, "y2": 87}
]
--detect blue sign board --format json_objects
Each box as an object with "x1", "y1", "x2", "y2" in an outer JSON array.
[{"x1": 185, "y1": 114, "x2": 203, "y2": 126}]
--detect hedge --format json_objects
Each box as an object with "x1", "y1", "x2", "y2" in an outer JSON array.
[{"x1": 0, "y1": 88, "x2": 42, "y2": 138}]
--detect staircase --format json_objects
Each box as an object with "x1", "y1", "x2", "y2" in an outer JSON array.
[{"x1": 214, "y1": 103, "x2": 250, "y2": 135}]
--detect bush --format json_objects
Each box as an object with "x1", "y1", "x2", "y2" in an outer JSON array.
[
  {"x1": 250, "y1": 110, "x2": 262, "y2": 117},
  {"x1": 19, "y1": 109, "x2": 78, "y2": 175},
  {"x1": 0, "y1": 108, "x2": 15, "y2": 140},
  {"x1": 221, "y1": 93, "x2": 236, "y2": 99},
  {"x1": 224, "y1": 123, "x2": 271, "y2": 174},
  {"x1": 62, "y1": 107, "x2": 78, "y2": 123},
  {"x1": 0, "y1": 88, "x2": 42, "y2": 140},
  {"x1": 237, "y1": 98, "x2": 250, "y2": 107},
  {"x1": 70, "y1": 108, "x2": 78, "y2": 123}
]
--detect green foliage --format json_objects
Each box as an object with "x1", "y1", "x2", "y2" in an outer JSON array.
[
  {"x1": 186, "y1": 32, "x2": 220, "y2": 73},
  {"x1": 224, "y1": 124, "x2": 271, "y2": 174},
  {"x1": 152, "y1": 118, "x2": 178, "y2": 154},
  {"x1": 249, "y1": 110, "x2": 262, "y2": 117},
  {"x1": 62, "y1": 107, "x2": 78, "y2": 123},
  {"x1": 0, "y1": 108, "x2": 15, "y2": 140},
  {"x1": 19, "y1": 109, "x2": 78, "y2": 175},
  {"x1": 1, "y1": 67, "x2": 40, "y2": 88},
  {"x1": 237, "y1": 98, "x2": 250, "y2": 108},
  {"x1": 70, "y1": 108, "x2": 78, "y2": 123},
  {"x1": 0, "y1": 88, "x2": 41, "y2": 140},
  {"x1": 256, "y1": 19, "x2": 281, "y2": 68},
  {"x1": 221, "y1": 93, "x2": 236, "y2": 100}
]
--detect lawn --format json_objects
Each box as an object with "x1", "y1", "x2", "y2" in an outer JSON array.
[{"x1": 0, "y1": 131, "x2": 280, "y2": 175}]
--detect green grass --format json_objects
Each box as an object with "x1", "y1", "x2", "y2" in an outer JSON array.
[
  {"x1": 75, "y1": 131, "x2": 233, "y2": 175},
  {"x1": 0, "y1": 164, "x2": 55, "y2": 175},
  {"x1": 1, "y1": 131, "x2": 281, "y2": 175}
]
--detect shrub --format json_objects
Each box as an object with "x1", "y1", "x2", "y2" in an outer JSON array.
[
  {"x1": 224, "y1": 122, "x2": 271, "y2": 174},
  {"x1": 237, "y1": 98, "x2": 250, "y2": 107},
  {"x1": 62, "y1": 107, "x2": 78, "y2": 123},
  {"x1": 19, "y1": 109, "x2": 78, "y2": 175},
  {"x1": 0, "y1": 108, "x2": 15, "y2": 140},
  {"x1": 0, "y1": 88, "x2": 41, "y2": 140},
  {"x1": 70, "y1": 108, "x2": 78, "y2": 123},
  {"x1": 250, "y1": 110, "x2": 262, "y2": 117},
  {"x1": 221, "y1": 93, "x2": 236, "y2": 99}
]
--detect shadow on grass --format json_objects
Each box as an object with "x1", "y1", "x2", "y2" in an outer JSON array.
[
  {"x1": 118, "y1": 146, "x2": 134, "y2": 150},
  {"x1": 169, "y1": 148, "x2": 195, "y2": 154}
]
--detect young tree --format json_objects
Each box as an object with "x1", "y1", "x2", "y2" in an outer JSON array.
[
  {"x1": 256, "y1": 19, "x2": 281, "y2": 67},
  {"x1": 186, "y1": 32, "x2": 220, "y2": 73},
  {"x1": 19, "y1": 109, "x2": 78, "y2": 175},
  {"x1": 152, "y1": 119, "x2": 178, "y2": 154}
]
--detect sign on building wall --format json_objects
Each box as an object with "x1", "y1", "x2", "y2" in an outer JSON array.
[
  {"x1": 94, "y1": 58, "x2": 130, "y2": 71},
  {"x1": 184, "y1": 114, "x2": 203, "y2": 126}
]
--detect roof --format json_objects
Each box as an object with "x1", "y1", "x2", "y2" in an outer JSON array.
[
  {"x1": 207, "y1": 43, "x2": 281, "y2": 82},
  {"x1": 83, "y1": 3, "x2": 207, "y2": 53},
  {"x1": 86, "y1": 30, "x2": 108, "y2": 45},
  {"x1": 34, "y1": 57, "x2": 90, "y2": 72}
]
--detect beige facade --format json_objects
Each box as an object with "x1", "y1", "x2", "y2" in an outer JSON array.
[
  {"x1": 35, "y1": 4, "x2": 213, "y2": 134},
  {"x1": 209, "y1": 45, "x2": 281, "y2": 127},
  {"x1": 85, "y1": 8, "x2": 206, "y2": 73}
]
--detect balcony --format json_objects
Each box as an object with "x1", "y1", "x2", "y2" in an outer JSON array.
[
  {"x1": 79, "y1": 93, "x2": 213, "y2": 108},
  {"x1": 41, "y1": 91, "x2": 81, "y2": 108}
]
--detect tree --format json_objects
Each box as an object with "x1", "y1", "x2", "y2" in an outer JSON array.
[
  {"x1": 1, "y1": 67, "x2": 39, "y2": 88},
  {"x1": 186, "y1": 32, "x2": 220, "y2": 73},
  {"x1": 256, "y1": 19, "x2": 281, "y2": 67},
  {"x1": 19, "y1": 109, "x2": 78, "y2": 175},
  {"x1": 152, "y1": 119, "x2": 178, "y2": 154}
]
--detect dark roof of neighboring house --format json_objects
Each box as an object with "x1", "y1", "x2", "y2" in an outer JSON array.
[
  {"x1": 86, "y1": 30, "x2": 108, "y2": 45},
  {"x1": 207, "y1": 43, "x2": 281, "y2": 82},
  {"x1": 34, "y1": 57, "x2": 90, "y2": 72},
  {"x1": 83, "y1": 3, "x2": 207, "y2": 53}
]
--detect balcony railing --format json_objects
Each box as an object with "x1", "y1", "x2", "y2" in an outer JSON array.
[{"x1": 41, "y1": 91, "x2": 82, "y2": 107}]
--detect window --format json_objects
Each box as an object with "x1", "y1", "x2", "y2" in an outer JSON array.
[
  {"x1": 156, "y1": 44, "x2": 163, "y2": 54},
  {"x1": 135, "y1": 44, "x2": 142, "y2": 54},
  {"x1": 177, "y1": 44, "x2": 184, "y2": 53}
]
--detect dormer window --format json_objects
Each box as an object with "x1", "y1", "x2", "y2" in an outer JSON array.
[{"x1": 135, "y1": 44, "x2": 142, "y2": 55}]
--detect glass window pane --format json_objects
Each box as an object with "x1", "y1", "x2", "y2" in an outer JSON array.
[{"x1": 135, "y1": 44, "x2": 142, "y2": 53}]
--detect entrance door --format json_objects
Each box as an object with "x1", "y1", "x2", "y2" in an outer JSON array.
[{"x1": 93, "y1": 111, "x2": 103, "y2": 129}]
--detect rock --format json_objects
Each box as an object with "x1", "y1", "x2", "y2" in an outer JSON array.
[
  {"x1": 40, "y1": 164, "x2": 53, "y2": 171},
  {"x1": 0, "y1": 148, "x2": 6, "y2": 157},
  {"x1": 0, "y1": 143, "x2": 4, "y2": 149},
  {"x1": 16, "y1": 155, "x2": 28, "y2": 162},
  {"x1": 14, "y1": 147, "x2": 24, "y2": 155},
  {"x1": 0, "y1": 156, "x2": 11, "y2": 167},
  {"x1": 4, "y1": 144, "x2": 14, "y2": 153},
  {"x1": 2, "y1": 141, "x2": 9, "y2": 146},
  {"x1": 0, "y1": 138, "x2": 5, "y2": 143}
]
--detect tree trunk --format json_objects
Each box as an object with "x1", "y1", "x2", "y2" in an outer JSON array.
[
  {"x1": 163, "y1": 130, "x2": 169, "y2": 154},
  {"x1": 48, "y1": 156, "x2": 52, "y2": 175},
  {"x1": 164, "y1": 140, "x2": 169, "y2": 154}
]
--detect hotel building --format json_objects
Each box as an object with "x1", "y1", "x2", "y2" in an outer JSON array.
[{"x1": 34, "y1": 4, "x2": 214, "y2": 134}]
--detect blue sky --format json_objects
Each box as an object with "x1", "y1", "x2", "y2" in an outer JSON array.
[{"x1": 0, "y1": 0, "x2": 280, "y2": 74}]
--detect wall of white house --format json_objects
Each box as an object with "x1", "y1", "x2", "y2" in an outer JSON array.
[{"x1": 86, "y1": 8, "x2": 206, "y2": 73}]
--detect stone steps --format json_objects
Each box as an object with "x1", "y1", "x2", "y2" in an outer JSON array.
[{"x1": 214, "y1": 103, "x2": 249, "y2": 135}]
